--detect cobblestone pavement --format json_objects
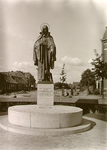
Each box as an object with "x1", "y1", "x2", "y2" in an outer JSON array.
[{"x1": 0, "y1": 116, "x2": 107, "y2": 150}]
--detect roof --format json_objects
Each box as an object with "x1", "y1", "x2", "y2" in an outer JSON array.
[
  {"x1": 102, "y1": 27, "x2": 107, "y2": 41},
  {"x1": 3, "y1": 75, "x2": 17, "y2": 84},
  {"x1": 0, "y1": 72, "x2": 27, "y2": 84},
  {"x1": 0, "y1": 72, "x2": 9, "y2": 75},
  {"x1": 0, "y1": 71, "x2": 35, "y2": 85},
  {"x1": 14, "y1": 77, "x2": 27, "y2": 85},
  {"x1": 73, "y1": 82, "x2": 80, "y2": 85}
]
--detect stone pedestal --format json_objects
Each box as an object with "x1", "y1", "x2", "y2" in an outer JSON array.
[
  {"x1": 0, "y1": 80, "x2": 91, "y2": 136},
  {"x1": 8, "y1": 105, "x2": 83, "y2": 129},
  {"x1": 37, "y1": 81, "x2": 54, "y2": 106}
]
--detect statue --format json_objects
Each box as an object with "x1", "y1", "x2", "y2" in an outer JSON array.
[{"x1": 33, "y1": 24, "x2": 56, "y2": 81}]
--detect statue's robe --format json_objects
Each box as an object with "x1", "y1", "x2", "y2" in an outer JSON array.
[{"x1": 33, "y1": 33, "x2": 56, "y2": 81}]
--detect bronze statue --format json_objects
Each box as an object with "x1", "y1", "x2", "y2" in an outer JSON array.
[{"x1": 33, "y1": 24, "x2": 56, "y2": 81}]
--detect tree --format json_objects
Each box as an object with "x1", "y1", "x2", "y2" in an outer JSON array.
[
  {"x1": 54, "y1": 82, "x2": 70, "y2": 89},
  {"x1": 60, "y1": 63, "x2": 66, "y2": 83},
  {"x1": 54, "y1": 82, "x2": 62, "y2": 89},
  {"x1": 60, "y1": 64, "x2": 66, "y2": 96},
  {"x1": 80, "y1": 69, "x2": 96, "y2": 93},
  {"x1": 91, "y1": 50, "x2": 107, "y2": 98}
]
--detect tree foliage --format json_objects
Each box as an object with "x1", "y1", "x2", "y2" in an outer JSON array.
[
  {"x1": 91, "y1": 50, "x2": 107, "y2": 80},
  {"x1": 54, "y1": 82, "x2": 70, "y2": 89},
  {"x1": 80, "y1": 69, "x2": 95, "y2": 87},
  {"x1": 60, "y1": 64, "x2": 66, "y2": 83},
  {"x1": 91, "y1": 50, "x2": 107, "y2": 97}
]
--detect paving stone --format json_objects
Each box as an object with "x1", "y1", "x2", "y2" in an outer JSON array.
[{"x1": 0, "y1": 116, "x2": 106, "y2": 150}]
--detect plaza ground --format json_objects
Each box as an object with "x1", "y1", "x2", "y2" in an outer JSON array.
[
  {"x1": 0, "y1": 114, "x2": 106, "y2": 150},
  {"x1": 0, "y1": 90, "x2": 107, "y2": 150}
]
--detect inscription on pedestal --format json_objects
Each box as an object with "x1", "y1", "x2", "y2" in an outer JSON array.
[{"x1": 37, "y1": 83, "x2": 54, "y2": 106}]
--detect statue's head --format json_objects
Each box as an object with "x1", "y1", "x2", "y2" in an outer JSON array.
[{"x1": 41, "y1": 25, "x2": 49, "y2": 35}]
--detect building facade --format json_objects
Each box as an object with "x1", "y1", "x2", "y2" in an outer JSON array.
[
  {"x1": 0, "y1": 71, "x2": 36, "y2": 93},
  {"x1": 101, "y1": 27, "x2": 107, "y2": 91}
]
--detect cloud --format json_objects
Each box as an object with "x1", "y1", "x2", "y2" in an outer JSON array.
[
  {"x1": 88, "y1": 58, "x2": 93, "y2": 64},
  {"x1": 61, "y1": 55, "x2": 83, "y2": 66},
  {"x1": 11, "y1": 61, "x2": 37, "y2": 80},
  {"x1": 51, "y1": 56, "x2": 93, "y2": 83},
  {"x1": 13, "y1": 61, "x2": 33, "y2": 70},
  {"x1": 12, "y1": 61, "x2": 34, "y2": 73},
  {"x1": 2, "y1": 59, "x2": 91, "y2": 83}
]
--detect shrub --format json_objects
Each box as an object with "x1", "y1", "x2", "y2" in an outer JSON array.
[{"x1": 94, "y1": 89, "x2": 100, "y2": 95}]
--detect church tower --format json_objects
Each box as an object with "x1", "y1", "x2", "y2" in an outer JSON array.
[{"x1": 101, "y1": 27, "x2": 107, "y2": 91}]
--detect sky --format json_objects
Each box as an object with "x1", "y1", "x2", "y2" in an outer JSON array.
[{"x1": 0, "y1": 0, "x2": 107, "y2": 83}]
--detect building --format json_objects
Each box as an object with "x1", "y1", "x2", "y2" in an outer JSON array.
[
  {"x1": 72, "y1": 82, "x2": 80, "y2": 89},
  {"x1": 0, "y1": 71, "x2": 36, "y2": 93},
  {"x1": 24, "y1": 72, "x2": 36, "y2": 90},
  {"x1": 101, "y1": 26, "x2": 107, "y2": 92},
  {"x1": 0, "y1": 72, "x2": 17, "y2": 93}
]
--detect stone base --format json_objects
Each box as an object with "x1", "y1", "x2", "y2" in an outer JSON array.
[
  {"x1": 8, "y1": 105, "x2": 83, "y2": 129},
  {"x1": 0, "y1": 105, "x2": 92, "y2": 136},
  {"x1": 37, "y1": 81, "x2": 54, "y2": 106},
  {"x1": 0, "y1": 116, "x2": 91, "y2": 136}
]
